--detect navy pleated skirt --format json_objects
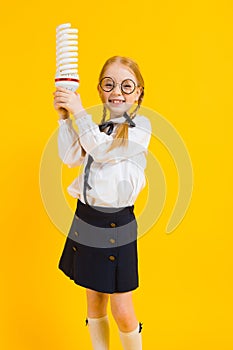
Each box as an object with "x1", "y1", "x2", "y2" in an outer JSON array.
[{"x1": 58, "y1": 199, "x2": 139, "y2": 294}]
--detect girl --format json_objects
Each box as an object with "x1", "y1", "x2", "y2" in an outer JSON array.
[{"x1": 53, "y1": 56, "x2": 151, "y2": 350}]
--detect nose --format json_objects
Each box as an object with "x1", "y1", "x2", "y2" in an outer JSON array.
[{"x1": 112, "y1": 83, "x2": 122, "y2": 94}]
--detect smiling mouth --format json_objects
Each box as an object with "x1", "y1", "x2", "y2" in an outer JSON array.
[{"x1": 108, "y1": 99, "x2": 125, "y2": 104}]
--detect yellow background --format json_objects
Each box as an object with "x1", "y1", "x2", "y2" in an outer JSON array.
[{"x1": 1, "y1": 0, "x2": 233, "y2": 349}]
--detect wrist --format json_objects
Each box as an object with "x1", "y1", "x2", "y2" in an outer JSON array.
[
  {"x1": 73, "y1": 108, "x2": 87, "y2": 119},
  {"x1": 57, "y1": 109, "x2": 70, "y2": 120},
  {"x1": 59, "y1": 117, "x2": 70, "y2": 121},
  {"x1": 58, "y1": 115, "x2": 69, "y2": 120}
]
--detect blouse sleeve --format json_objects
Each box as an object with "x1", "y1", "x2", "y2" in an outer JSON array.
[
  {"x1": 75, "y1": 113, "x2": 151, "y2": 163},
  {"x1": 57, "y1": 117, "x2": 86, "y2": 168}
]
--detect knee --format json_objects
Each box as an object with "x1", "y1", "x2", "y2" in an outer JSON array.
[
  {"x1": 111, "y1": 305, "x2": 136, "y2": 331},
  {"x1": 86, "y1": 289, "x2": 109, "y2": 317}
]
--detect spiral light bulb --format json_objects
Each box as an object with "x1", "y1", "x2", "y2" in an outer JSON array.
[{"x1": 55, "y1": 23, "x2": 79, "y2": 91}]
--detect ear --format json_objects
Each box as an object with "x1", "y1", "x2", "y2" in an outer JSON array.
[
  {"x1": 135, "y1": 86, "x2": 142, "y2": 102},
  {"x1": 97, "y1": 84, "x2": 102, "y2": 96},
  {"x1": 97, "y1": 84, "x2": 105, "y2": 102}
]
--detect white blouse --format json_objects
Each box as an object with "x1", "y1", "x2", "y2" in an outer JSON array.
[{"x1": 57, "y1": 113, "x2": 151, "y2": 207}]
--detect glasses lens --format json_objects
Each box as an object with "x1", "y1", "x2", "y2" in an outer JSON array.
[
  {"x1": 121, "y1": 79, "x2": 136, "y2": 94},
  {"x1": 100, "y1": 77, "x2": 114, "y2": 92}
]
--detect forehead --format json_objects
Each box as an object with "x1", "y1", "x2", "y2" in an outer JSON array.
[{"x1": 103, "y1": 62, "x2": 136, "y2": 81}]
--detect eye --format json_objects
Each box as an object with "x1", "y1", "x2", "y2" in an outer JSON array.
[
  {"x1": 100, "y1": 77, "x2": 114, "y2": 91},
  {"x1": 122, "y1": 79, "x2": 135, "y2": 93}
]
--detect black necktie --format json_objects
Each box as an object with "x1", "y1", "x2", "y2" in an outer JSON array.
[
  {"x1": 98, "y1": 121, "x2": 114, "y2": 135},
  {"x1": 83, "y1": 114, "x2": 136, "y2": 205},
  {"x1": 123, "y1": 112, "x2": 136, "y2": 127}
]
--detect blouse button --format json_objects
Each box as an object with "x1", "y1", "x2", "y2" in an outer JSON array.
[
  {"x1": 110, "y1": 222, "x2": 116, "y2": 228},
  {"x1": 109, "y1": 238, "x2": 116, "y2": 244},
  {"x1": 109, "y1": 255, "x2": 116, "y2": 261},
  {"x1": 72, "y1": 246, "x2": 77, "y2": 252}
]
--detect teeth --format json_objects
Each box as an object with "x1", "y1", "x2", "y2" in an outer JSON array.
[{"x1": 110, "y1": 100, "x2": 124, "y2": 104}]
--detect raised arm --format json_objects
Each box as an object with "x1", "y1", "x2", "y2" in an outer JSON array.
[
  {"x1": 54, "y1": 88, "x2": 86, "y2": 168},
  {"x1": 57, "y1": 117, "x2": 86, "y2": 168}
]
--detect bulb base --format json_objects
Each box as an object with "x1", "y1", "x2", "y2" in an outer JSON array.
[{"x1": 55, "y1": 74, "x2": 80, "y2": 92}]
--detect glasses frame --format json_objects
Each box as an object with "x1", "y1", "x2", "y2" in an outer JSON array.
[{"x1": 99, "y1": 76, "x2": 138, "y2": 95}]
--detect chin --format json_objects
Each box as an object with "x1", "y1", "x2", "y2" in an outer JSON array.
[{"x1": 106, "y1": 103, "x2": 132, "y2": 117}]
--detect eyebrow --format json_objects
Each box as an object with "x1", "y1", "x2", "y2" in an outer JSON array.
[{"x1": 103, "y1": 76, "x2": 137, "y2": 83}]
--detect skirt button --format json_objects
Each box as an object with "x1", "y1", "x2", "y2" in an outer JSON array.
[
  {"x1": 110, "y1": 222, "x2": 116, "y2": 228},
  {"x1": 109, "y1": 255, "x2": 116, "y2": 261},
  {"x1": 72, "y1": 246, "x2": 77, "y2": 252},
  {"x1": 74, "y1": 231, "x2": 79, "y2": 237},
  {"x1": 109, "y1": 238, "x2": 116, "y2": 244}
]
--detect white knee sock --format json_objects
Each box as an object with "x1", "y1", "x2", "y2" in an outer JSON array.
[
  {"x1": 119, "y1": 322, "x2": 143, "y2": 350},
  {"x1": 86, "y1": 315, "x2": 110, "y2": 350}
]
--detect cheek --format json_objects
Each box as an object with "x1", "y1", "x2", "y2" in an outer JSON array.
[
  {"x1": 126, "y1": 95, "x2": 137, "y2": 104},
  {"x1": 99, "y1": 92, "x2": 109, "y2": 103}
]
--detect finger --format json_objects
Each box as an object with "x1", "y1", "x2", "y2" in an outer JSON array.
[
  {"x1": 54, "y1": 96, "x2": 69, "y2": 103},
  {"x1": 56, "y1": 87, "x2": 73, "y2": 94},
  {"x1": 54, "y1": 91, "x2": 69, "y2": 98},
  {"x1": 56, "y1": 86, "x2": 67, "y2": 91},
  {"x1": 55, "y1": 102, "x2": 68, "y2": 109},
  {"x1": 54, "y1": 101, "x2": 63, "y2": 108},
  {"x1": 55, "y1": 91, "x2": 76, "y2": 98},
  {"x1": 54, "y1": 98, "x2": 68, "y2": 105}
]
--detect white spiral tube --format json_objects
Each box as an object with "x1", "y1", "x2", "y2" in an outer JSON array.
[{"x1": 55, "y1": 23, "x2": 79, "y2": 91}]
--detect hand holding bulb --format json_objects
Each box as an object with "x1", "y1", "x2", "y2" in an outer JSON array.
[{"x1": 53, "y1": 87, "x2": 85, "y2": 118}]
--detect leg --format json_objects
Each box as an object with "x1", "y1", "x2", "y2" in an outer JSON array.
[
  {"x1": 110, "y1": 291, "x2": 138, "y2": 332},
  {"x1": 86, "y1": 288, "x2": 109, "y2": 318},
  {"x1": 110, "y1": 291, "x2": 142, "y2": 350},
  {"x1": 86, "y1": 288, "x2": 110, "y2": 350}
]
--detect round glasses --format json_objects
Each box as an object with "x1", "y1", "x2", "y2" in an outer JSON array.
[{"x1": 99, "y1": 77, "x2": 137, "y2": 94}]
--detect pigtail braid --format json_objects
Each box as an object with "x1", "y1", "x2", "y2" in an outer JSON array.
[
  {"x1": 101, "y1": 105, "x2": 107, "y2": 124},
  {"x1": 130, "y1": 86, "x2": 144, "y2": 119}
]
